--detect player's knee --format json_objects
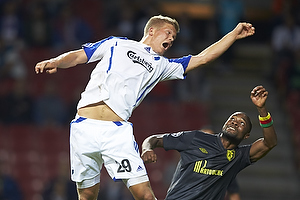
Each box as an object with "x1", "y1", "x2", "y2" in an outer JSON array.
[
  {"x1": 133, "y1": 190, "x2": 155, "y2": 200},
  {"x1": 142, "y1": 191, "x2": 156, "y2": 200}
]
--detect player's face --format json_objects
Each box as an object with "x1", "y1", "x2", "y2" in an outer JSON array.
[
  {"x1": 222, "y1": 112, "x2": 250, "y2": 141},
  {"x1": 150, "y1": 23, "x2": 177, "y2": 55}
]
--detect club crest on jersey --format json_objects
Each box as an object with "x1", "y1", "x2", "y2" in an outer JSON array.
[
  {"x1": 171, "y1": 131, "x2": 184, "y2": 137},
  {"x1": 127, "y1": 51, "x2": 153, "y2": 72},
  {"x1": 227, "y1": 150, "x2": 235, "y2": 161}
]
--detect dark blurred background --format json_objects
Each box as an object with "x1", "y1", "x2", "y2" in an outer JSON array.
[{"x1": 0, "y1": 0, "x2": 300, "y2": 199}]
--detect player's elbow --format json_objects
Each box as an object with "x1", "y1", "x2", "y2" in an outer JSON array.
[
  {"x1": 188, "y1": 54, "x2": 211, "y2": 72},
  {"x1": 264, "y1": 138, "x2": 277, "y2": 150},
  {"x1": 271, "y1": 140, "x2": 277, "y2": 149},
  {"x1": 198, "y1": 52, "x2": 219, "y2": 66}
]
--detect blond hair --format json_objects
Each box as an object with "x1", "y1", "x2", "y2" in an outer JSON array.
[{"x1": 143, "y1": 15, "x2": 180, "y2": 36}]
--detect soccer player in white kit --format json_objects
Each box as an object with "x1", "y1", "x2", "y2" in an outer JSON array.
[{"x1": 35, "y1": 15, "x2": 255, "y2": 200}]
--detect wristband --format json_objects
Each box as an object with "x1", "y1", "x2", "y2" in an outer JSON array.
[
  {"x1": 259, "y1": 112, "x2": 273, "y2": 128},
  {"x1": 258, "y1": 112, "x2": 271, "y2": 121},
  {"x1": 259, "y1": 120, "x2": 273, "y2": 128},
  {"x1": 259, "y1": 117, "x2": 272, "y2": 124}
]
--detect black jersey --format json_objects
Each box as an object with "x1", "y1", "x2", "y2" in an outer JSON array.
[{"x1": 163, "y1": 130, "x2": 252, "y2": 200}]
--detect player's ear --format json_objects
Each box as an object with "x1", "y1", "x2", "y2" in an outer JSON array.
[
  {"x1": 243, "y1": 133, "x2": 250, "y2": 140},
  {"x1": 148, "y1": 27, "x2": 154, "y2": 36}
]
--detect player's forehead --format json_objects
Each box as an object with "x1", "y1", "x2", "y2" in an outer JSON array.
[
  {"x1": 157, "y1": 23, "x2": 176, "y2": 31},
  {"x1": 228, "y1": 112, "x2": 247, "y2": 121},
  {"x1": 160, "y1": 23, "x2": 177, "y2": 37}
]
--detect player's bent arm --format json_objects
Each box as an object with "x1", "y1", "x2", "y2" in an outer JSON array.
[
  {"x1": 249, "y1": 109, "x2": 277, "y2": 162},
  {"x1": 141, "y1": 134, "x2": 165, "y2": 164},
  {"x1": 185, "y1": 22, "x2": 255, "y2": 73},
  {"x1": 35, "y1": 49, "x2": 87, "y2": 74}
]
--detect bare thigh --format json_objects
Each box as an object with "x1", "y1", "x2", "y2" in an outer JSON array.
[{"x1": 77, "y1": 183, "x2": 100, "y2": 200}]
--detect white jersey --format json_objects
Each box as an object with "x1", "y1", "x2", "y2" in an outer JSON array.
[{"x1": 77, "y1": 36, "x2": 191, "y2": 120}]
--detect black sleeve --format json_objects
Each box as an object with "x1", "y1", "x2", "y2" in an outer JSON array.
[
  {"x1": 163, "y1": 130, "x2": 196, "y2": 151},
  {"x1": 238, "y1": 144, "x2": 253, "y2": 168}
]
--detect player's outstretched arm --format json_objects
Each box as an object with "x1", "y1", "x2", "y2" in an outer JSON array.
[
  {"x1": 185, "y1": 22, "x2": 255, "y2": 73},
  {"x1": 35, "y1": 49, "x2": 88, "y2": 74},
  {"x1": 141, "y1": 134, "x2": 165, "y2": 164},
  {"x1": 249, "y1": 86, "x2": 277, "y2": 162}
]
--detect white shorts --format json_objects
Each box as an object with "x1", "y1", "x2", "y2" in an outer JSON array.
[{"x1": 70, "y1": 115, "x2": 148, "y2": 188}]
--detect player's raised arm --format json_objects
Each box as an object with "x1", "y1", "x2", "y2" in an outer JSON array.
[
  {"x1": 249, "y1": 86, "x2": 277, "y2": 162},
  {"x1": 186, "y1": 22, "x2": 255, "y2": 73},
  {"x1": 35, "y1": 49, "x2": 87, "y2": 74}
]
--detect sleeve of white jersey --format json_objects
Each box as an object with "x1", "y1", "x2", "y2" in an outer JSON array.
[
  {"x1": 160, "y1": 55, "x2": 192, "y2": 81},
  {"x1": 82, "y1": 37, "x2": 117, "y2": 63}
]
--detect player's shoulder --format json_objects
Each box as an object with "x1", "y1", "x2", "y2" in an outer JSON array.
[
  {"x1": 107, "y1": 36, "x2": 148, "y2": 48},
  {"x1": 101, "y1": 36, "x2": 129, "y2": 43},
  {"x1": 194, "y1": 130, "x2": 219, "y2": 141},
  {"x1": 169, "y1": 130, "x2": 199, "y2": 138},
  {"x1": 82, "y1": 36, "x2": 129, "y2": 49}
]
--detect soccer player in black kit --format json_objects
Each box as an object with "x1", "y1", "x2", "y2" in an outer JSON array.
[{"x1": 141, "y1": 85, "x2": 277, "y2": 200}]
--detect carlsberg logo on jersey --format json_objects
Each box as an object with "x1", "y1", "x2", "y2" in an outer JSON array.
[{"x1": 127, "y1": 51, "x2": 153, "y2": 72}]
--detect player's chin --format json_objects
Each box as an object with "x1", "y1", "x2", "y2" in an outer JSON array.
[
  {"x1": 162, "y1": 47, "x2": 169, "y2": 54},
  {"x1": 157, "y1": 50, "x2": 165, "y2": 56},
  {"x1": 224, "y1": 129, "x2": 237, "y2": 137}
]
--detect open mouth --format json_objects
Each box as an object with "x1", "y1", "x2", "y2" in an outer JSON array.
[
  {"x1": 227, "y1": 126, "x2": 235, "y2": 131},
  {"x1": 162, "y1": 42, "x2": 169, "y2": 49}
]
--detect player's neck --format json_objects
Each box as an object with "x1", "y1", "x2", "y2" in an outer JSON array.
[{"x1": 220, "y1": 133, "x2": 238, "y2": 149}]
